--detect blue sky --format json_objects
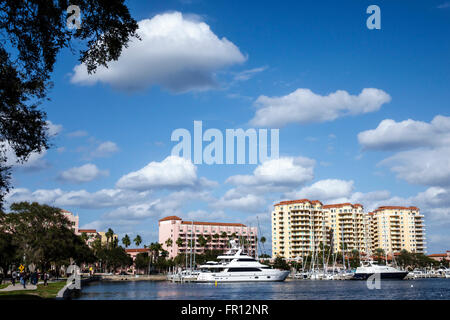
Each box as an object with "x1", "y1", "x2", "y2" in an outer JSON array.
[{"x1": 6, "y1": 0, "x2": 450, "y2": 253}]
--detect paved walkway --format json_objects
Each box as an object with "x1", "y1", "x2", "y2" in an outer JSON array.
[{"x1": 0, "y1": 283, "x2": 38, "y2": 292}]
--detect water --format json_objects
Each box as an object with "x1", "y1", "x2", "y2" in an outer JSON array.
[{"x1": 76, "y1": 278, "x2": 450, "y2": 300}]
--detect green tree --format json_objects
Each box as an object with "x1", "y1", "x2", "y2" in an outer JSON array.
[
  {"x1": 176, "y1": 237, "x2": 184, "y2": 247},
  {"x1": 122, "y1": 234, "x2": 131, "y2": 248},
  {"x1": 0, "y1": 202, "x2": 94, "y2": 272},
  {"x1": 165, "y1": 238, "x2": 173, "y2": 248},
  {"x1": 133, "y1": 235, "x2": 142, "y2": 247},
  {"x1": 273, "y1": 257, "x2": 290, "y2": 270},
  {"x1": 134, "y1": 252, "x2": 150, "y2": 274},
  {"x1": 0, "y1": 0, "x2": 138, "y2": 206}
]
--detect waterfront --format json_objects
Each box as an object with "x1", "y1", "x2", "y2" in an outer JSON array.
[{"x1": 76, "y1": 278, "x2": 450, "y2": 300}]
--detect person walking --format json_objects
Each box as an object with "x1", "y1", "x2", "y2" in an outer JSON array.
[
  {"x1": 11, "y1": 270, "x2": 17, "y2": 286},
  {"x1": 43, "y1": 272, "x2": 48, "y2": 286},
  {"x1": 20, "y1": 271, "x2": 26, "y2": 288}
]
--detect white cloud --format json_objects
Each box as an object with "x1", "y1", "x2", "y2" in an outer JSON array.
[
  {"x1": 71, "y1": 12, "x2": 246, "y2": 93},
  {"x1": 250, "y1": 88, "x2": 391, "y2": 127},
  {"x1": 226, "y1": 156, "x2": 315, "y2": 188},
  {"x1": 212, "y1": 189, "x2": 265, "y2": 213},
  {"x1": 5, "y1": 187, "x2": 150, "y2": 209},
  {"x1": 380, "y1": 147, "x2": 450, "y2": 187},
  {"x1": 46, "y1": 120, "x2": 63, "y2": 136},
  {"x1": 4, "y1": 144, "x2": 47, "y2": 170},
  {"x1": 286, "y1": 179, "x2": 354, "y2": 202},
  {"x1": 90, "y1": 141, "x2": 119, "y2": 158},
  {"x1": 116, "y1": 155, "x2": 214, "y2": 191},
  {"x1": 58, "y1": 164, "x2": 109, "y2": 183},
  {"x1": 67, "y1": 130, "x2": 88, "y2": 138},
  {"x1": 358, "y1": 115, "x2": 450, "y2": 151},
  {"x1": 233, "y1": 66, "x2": 267, "y2": 82}
]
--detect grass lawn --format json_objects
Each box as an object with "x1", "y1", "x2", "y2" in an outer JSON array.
[
  {"x1": 0, "y1": 284, "x2": 9, "y2": 289},
  {"x1": 0, "y1": 281, "x2": 67, "y2": 299}
]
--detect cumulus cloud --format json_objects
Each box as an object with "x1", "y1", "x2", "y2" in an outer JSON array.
[
  {"x1": 380, "y1": 147, "x2": 450, "y2": 187},
  {"x1": 116, "y1": 156, "x2": 216, "y2": 191},
  {"x1": 46, "y1": 120, "x2": 63, "y2": 136},
  {"x1": 5, "y1": 187, "x2": 150, "y2": 209},
  {"x1": 71, "y1": 12, "x2": 246, "y2": 93},
  {"x1": 286, "y1": 179, "x2": 354, "y2": 202},
  {"x1": 358, "y1": 115, "x2": 450, "y2": 151},
  {"x1": 226, "y1": 156, "x2": 315, "y2": 189},
  {"x1": 4, "y1": 145, "x2": 48, "y2": 170},
  {"x1": 212, "y1": 189, "x2": 266, "y2": 213},
  {"x1": 117, "y1": 156, "x2": 196, "y2": 191},
  {"x1": 58, "y1": 164, "x2": 109, "y2": 183},
  {"x1": 249, "y1": 88, "x2": 391, "y2": 127},
  {"x1": 90, "y1": 141, "x2": 119, "y2": 158}
]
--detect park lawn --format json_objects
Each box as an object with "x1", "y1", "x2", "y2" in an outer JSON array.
[
  {"x1": 0, "y1": 284, "x2": 9, "y2": 289},
  {"x1": 0, "y1": 281, "x2": 66, "y2": 299}
]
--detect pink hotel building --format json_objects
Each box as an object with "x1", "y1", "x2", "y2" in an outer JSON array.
[{"x1": 159, "y1": 216, "x2": 258, "y2": 259}]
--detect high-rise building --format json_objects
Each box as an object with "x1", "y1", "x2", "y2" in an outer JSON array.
[
  {"x1": 369, "y1": 206, "x2": 426, "y2": 254},
  {"x1": 272, "y1": 199, "x2": 324, "y2": 259},
  {"x1": 323, "y1": 203, "x2": 367, "y2": 254},
  {"x1": 272, "y1": 200, "x2": 426, "y2": 260},
  {"x1": 61, "y1": 209, "x2": 79, "y2": 234},
  {"x1": 158, "y1": 216, "x2": 257, "y2": 259}
]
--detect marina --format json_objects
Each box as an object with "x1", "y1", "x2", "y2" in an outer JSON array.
[{"x1": 75, "y1": 278, "x2": 450, "y2": 300}]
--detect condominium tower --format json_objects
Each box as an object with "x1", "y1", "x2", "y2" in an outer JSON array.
[{"x1": 369, "y1": 206, "x2": 426, "y2": 254}]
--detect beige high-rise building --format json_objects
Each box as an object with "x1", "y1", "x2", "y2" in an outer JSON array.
[
  {"x1": 369, "y1": 206, "x2": 426, "y2": 254},
  {"x1": 323, "y1": 203, "x2": 368, "y2": 254},
  {"x1": 272, "y1": 199, "x2": 325, "y2": 259}
]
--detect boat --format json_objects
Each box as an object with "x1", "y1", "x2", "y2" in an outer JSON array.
[
  {"x1": 196, "y1": 240, "x2": 290, "y2": 282},
  {"x1": 353, "y1": 260, "x2": 408, "y2": 280},
  {"x1": 445, "y1": 268, "x2": 450, "y2": 279}
]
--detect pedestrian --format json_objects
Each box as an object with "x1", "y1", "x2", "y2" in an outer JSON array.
[
  {"x1": 12, "y1": 270, "x2": 17, "y2": 286},
  {"x1": 20, "y1": 271, "x2": 26, "y2": 288},
  {"x1": 43, "y1": 272, "x2": 48, "y2": 286}
]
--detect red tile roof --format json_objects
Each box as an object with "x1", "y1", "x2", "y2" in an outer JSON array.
[
  {"x1": 323, "y1": 203, "x2": 363, "y2": 209},
  {"x1": 159, "y1": 216, "x2": 182, "y2": 222},
  {"x1": 374, "y1": 206, "x2": 420, "y2": 212},
  {"x1": 126, "y1": 248, "x2": 150, "y2": 253},
  {"x1": 428, "y1": 253, "x2": 447, "y2": 257},
  {"x1": 181, "y1": 221, "x2": 246, "y2": 227},
  {"x1": 78, "y1": 229, "x2": 97, "y2": 233},
  {"x1": 274, "y1": 199, "x2": 323, "y2": 206}
]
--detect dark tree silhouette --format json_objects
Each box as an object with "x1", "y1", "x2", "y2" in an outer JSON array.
[{"x1": 0, "y1": 0, "x2": 138, "y2": 205}]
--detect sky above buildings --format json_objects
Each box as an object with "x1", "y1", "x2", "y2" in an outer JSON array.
[{"x1": 5, "y1": 0, "x2": 450, "y2": 253}]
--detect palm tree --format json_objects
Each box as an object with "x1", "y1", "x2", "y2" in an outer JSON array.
[
  {"x1": 165, "y1": 238, "x2": 173, "y2": 248},
  {"x1": 105, "y1": 228, "x2": 114, "y2": 248},
  {"x1": 122, "y1": 234, "x2": 131, "y2": 248},
  {"x1": 133, "y1": 235, "x2": 142, "y2": 247},
  {"x1": 260, "y1": 236, "x2": 266, "y2": 255},
  {"x1": 206, "y1": 235, "x2": 212, "y2": 250},
  {"x1": 176, "y1": 237, "x2": 184, "y2": 247}
]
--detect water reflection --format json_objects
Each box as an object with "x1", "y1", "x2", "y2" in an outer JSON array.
[{"x1": 77, "y1": 279, "x2": 450, "y2": 300}]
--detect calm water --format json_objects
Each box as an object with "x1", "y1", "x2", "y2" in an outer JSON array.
[{"x1": 76, "y1": 278, "x2": 450, "y2": 300}]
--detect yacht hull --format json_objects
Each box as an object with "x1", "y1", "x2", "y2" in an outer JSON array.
[
  {"x1": 353, "y1": 272, "x2": 408, "y2": 280},
  {"x1": 197, "y1": 271, "x2": 290, "y2": 283}
]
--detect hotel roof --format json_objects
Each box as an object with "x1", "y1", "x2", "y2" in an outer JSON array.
[
  {"x1": 125, "y1": 248, "x2": 150, "y2": 253},
  {"x1": 78, "y1": 229, "x2": 97, "y2": 233},
  {"x1": 158, "y1": 216, "x2": 247, "y2": 227},
  {"x1": 323, "y1": 203, "x2": 363, "y2": 209},
  {"x1": 274, "y1": 199, "x2": 323, "y2": 206},
  {"x1": 374, "y1": 206, "x2": 420, "y2": 212}
]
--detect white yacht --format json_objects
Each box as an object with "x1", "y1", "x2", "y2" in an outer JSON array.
[
  {"x1": 196, "y1": 240, "x2": 290, "y2": 282},
  {"x1": 353, "y1": 260, "x2": 408, "y2": 280}
]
